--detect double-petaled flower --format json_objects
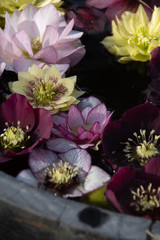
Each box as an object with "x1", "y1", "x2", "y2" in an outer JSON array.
[
  {"x1": 46, "y1": 96, "x2": 113, "y2": 151},
  {"x1": 8, "y1": 64, "x2": 85, "y2": 114},
  {"x1": 102, "y1": 5, "x2": 160, "y2": 63},
  {"x1": 0, "y1": 3, "x2": 85, "y2": 72}
]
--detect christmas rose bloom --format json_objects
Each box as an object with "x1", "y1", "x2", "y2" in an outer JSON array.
[
  {"x1": 102, "y1": 102, "x2": 160, "y2": 169},
  {"x1": 0, "y1": 93, "x2": 52, "y2": 162},
  {"x1": 0, "y1": 0, "x2": 64, "y2": 17},
  {"x1": 46, "y1": 96, "x2": 113, "y2": 151},
  {"x1": 105, "y1": 157, "x2": 160, "y2": 219},
  {"x1": 102, "y1": 5, "x2": 160, "y2": 63},
  {"x1": 0, "y1": 4, "x2": 85, "y2": 72},
  {"x1": 17, "y1": 148, "x2": 110, "y2": 197},
  {"x1": 8, "y1": 64, "x2": 85, "y2": 114},
  {"x1": 86, "y1": 0, "x2": 153, "y2": 21}
]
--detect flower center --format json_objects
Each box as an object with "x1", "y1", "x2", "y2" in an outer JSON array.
[
  {"x1": 122, "y1": 129, "x2": 160, "y2": 166},
  {"x1": 128, "y1": 27, "x2": 157, "y2": 51},
  {"x1": 45, "y1": 160, "x2": 79, "y2": 193},
  {"x1": 31, "y1": 37, "x2": 42, "y2": 54},
  {"x1": 72, "y1": 124, "x2": 92, "y2": 137},
  {"x1": 0, "y1": 121, "x2": 30, "y2": 152},
  {"x1": 131, "y1": 183, "x2": 160, "y2": 212},
  {"x1": 32, "y1": 79, "x2": 56, "y2": 105}
]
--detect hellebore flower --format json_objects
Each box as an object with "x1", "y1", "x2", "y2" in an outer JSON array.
[
  {"x1": 86, "y1": 0, "x2": 153, "y2": 21},
  {"x1": 0, "y1": 4, "x2": 85, "y2": 72},
  {"x1": 65, "y1": 5, "x2": 107, "y2": 34},
  {"x1": 8, "y1": 64, "x2": 85, "y2": 114},
  {"x1": 47, "y1": 96, "x2": 113, "y2": 151},
  {"x1": 105, "y1": 157, "x2": 160, "y2": 219},
  {"x1": 102, "y1": 102, "x2": 160, "y2": 169},
  {"x1": 0, "y1": 93, "x2": 53, "y2": 162},
  {"x1": 102, "y1": 5, "x2": 160, "y2": 63},
  {"x1": 17, "y1": 148, "x2": 110, "y2": 197},
  {"x1": 0, "y1": 0, "x2": 64, "y2": 17}
]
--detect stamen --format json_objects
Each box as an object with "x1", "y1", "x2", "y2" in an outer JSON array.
[
  {"x1": 122, "y1": 129, "x2": 160, "y2": 166},
  {"x1": 131, "y1": 183, "x2": 160, "y2": 212},
  {"x1": 0, "y1": 121, "x2": 30, "y2": 151}
]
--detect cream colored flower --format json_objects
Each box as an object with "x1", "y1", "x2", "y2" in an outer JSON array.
[
  {"x1": 0, "y1": 0, "x2": 64, "y2": 18},
  {"x1": 102, "y1": 5, "x2": 160, "y2": 63},
  {"x1": 8, "y1": 64, "x2": 85, "y2": 114}
]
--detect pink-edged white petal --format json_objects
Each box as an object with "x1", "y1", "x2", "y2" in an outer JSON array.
[
  {"x1": 29, "y1": 148, "x2": 59, "y2": 173},
  {"x1": 78, "y1": 131, "x2": 93, "y2": 140},
  {"x1": 67, "y1": 105, "x2": 84, "y2": 130},
  {"x1": 33, "y1": 4, "x2": 60, "y2": 37},
  {"x1": 5, "y1": 11, "x2": 20, "y2": 36},
  {"x1": 46, "y1": 138, "x2": 78, "y2": 153},
  {"x1": 90, "y1": 122, "x2": 100, "y2": 133},
  {"x1": 42, "y1": 26, "x2": 59, "y2": 48},
  {"x1": 33, "y1": 46, "x2": 57, "y2": 63},
  {"x1": 82, "y1": 166, "x2": 111, "y2": 193},
  {"x1": 59, "y1": 148, "x2": 91, "y2": 173},
  {"x1": 58, "y1": 19, "x2": 74, "y2": 40},
  {"x1": 81, "y1": 106, "x2": 92, "y2": 120},
  {"x1": 16, "y1": 169, "x2": 38, "y2": 187},
  {"x1": 78, "y1": 96, "x2": 102, "y2": 110},
  {"x1": 13, "y1": 59, "x2": 45, "y2": 72},
  {"x1": 13, "y1": 30, "x2": 33, "y2": 55},
  {"x1": 87, "y1": 103, "x2": 107, "y2": 126}
]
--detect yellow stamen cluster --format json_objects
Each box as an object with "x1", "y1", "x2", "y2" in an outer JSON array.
[
  {"x1": 131, "y1": 183, "x2": 160, "y2": 212},
  {"x1": 46, "y1": 160, "x2": 78, "y2": 185},
  {"x1": 0, "y1": 121, "x2": 30, "y2": 151},
  {"x1": 122, "y1": 129, "x2": 160, "y2": 166},
  {"x1": 33, "y1": 79, "x2": 56, "y2": 105},
  {"x1": 31, "y1": 37, "x2": 42, "y2": 54}
]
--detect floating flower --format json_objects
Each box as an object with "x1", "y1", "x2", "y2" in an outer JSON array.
[
  {"x1": 47, "y1": 96, "x2": 113, "y2": 151},
  {"x1": 0, "y1": 93, "x2": 53, "y2": 162},
  {"x1": 8, "y1": 64, "x2": 85, "y2": 114},
  {"x1": 102, "y1": 102, "x2": 160, "y2": 169},
  {"x1": 105, "y1": 157, "x2": 160, "y2": 219},
  {"x1": 0, "y1": 0, "x2": 64, "y2": 18},
  {"x1": 65, "y1": 5, "x2": 107, "y2": 34},
  {"x1": 86, "y1": 0, "x2": 153, "y2": 21},
  {"x1": 17, "y1": 148, "x2": 110, "y2": 197},
  {"x1": 0, "y1": 4, "x2": 85, "y2": 72},
  {"x1": 102, "y1": 5, "x2": 160, "y2": 63}
]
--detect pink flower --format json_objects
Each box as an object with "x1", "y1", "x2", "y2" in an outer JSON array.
[
  {"x1": 47, "y1": 96, "x2": 113, "y2": 151},
  {"x1": 17, "y1": 148, "x2": 110, "y2": 197},
  {"x1": 0, "y1": 4, "x2": 85, "y2": 72}
]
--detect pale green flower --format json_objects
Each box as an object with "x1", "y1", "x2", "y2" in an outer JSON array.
[
  {"x1": 102, "y1": 5, "x2": 160, "y2": 63},
  {"x1": 0, "y1": 0, "x2": 64, "y2": 17},
  {"x1": 8, "y1": 64, "x2": 85, "y2": 114}
]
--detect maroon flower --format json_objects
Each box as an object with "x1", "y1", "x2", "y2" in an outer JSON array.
[
  {"x1": 65, "y1": 5, "x2": 107, "y2": 33},
  {"x1": 105, "y1": 157, "x2": 160, "y2": 219},
  {"x1": 86, "y1": 0, "x2": 153, "y2": 21},
  {"x1": 102, "y1": 102, "x2": 160, "y2": 169},
  {"x1": 0, "y1": 94, "x2": 52, "y2": 162}
]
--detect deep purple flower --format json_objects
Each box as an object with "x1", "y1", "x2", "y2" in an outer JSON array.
[
  {"x1": 102, "y1": 102, "x2": 160, "y2": 169},
  {"x1": 86, "y1": 0, "x2": 153, "y2": 21},
  {"x1": 0, "y1": 93, "x2": 52, "y2": 162},
  {"x1": 47, "y1": 96, "x2": 113, "y2": 151},
  {"x1": 17, "y1": 148, "x2": 110, "y2": 198},
  {"x1": 150, "y1": 47, "x2": 160, "y2": 79},
  {"x1": 65, "y1": 5, "x2": 107, "y2": 34},
  {"x1": 105, "y1": 157, "x2": 160, "y2": 219}
]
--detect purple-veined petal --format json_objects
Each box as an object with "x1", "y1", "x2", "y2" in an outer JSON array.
[
  {"x1": 29, "y1": 148, "x2": 58, "y2": 173},
  {"x1": 59, "y1": 148, "x2": 91, "y2": 173},
  {"x1": 13, "y1": 30, "x2": 33, "y2": 56},
  {"x1": 46, "y1": 138, "x2": 78, "y2": 153},
  {"x1": 13, "y1": 59, "x2": 45, "y2": 72},
  {"x1": 59, "y1": 19, "x2": 74, "y2": 40},
  {"x1": 87, "y1": 103, "x2": 107, "y2": 126},
  {"x1": 33, "y1": 46, "x2": 58, "y2": 63}
]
